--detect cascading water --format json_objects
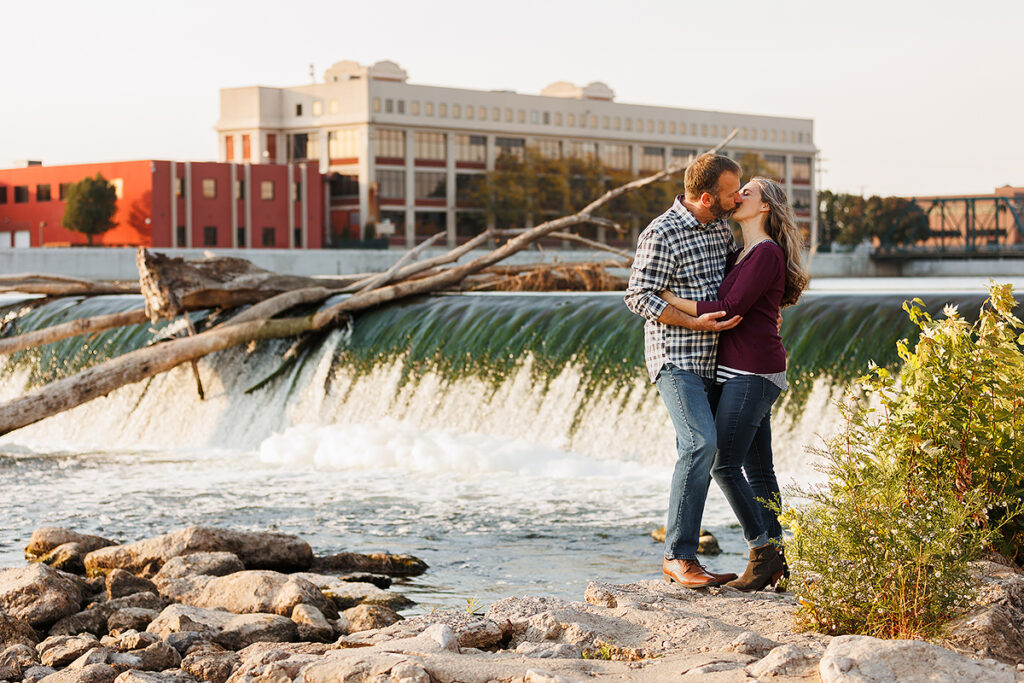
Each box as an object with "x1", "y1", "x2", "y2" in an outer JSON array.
[{"x1": 0, "y1": 287, "x2": 999, "y2": 609}]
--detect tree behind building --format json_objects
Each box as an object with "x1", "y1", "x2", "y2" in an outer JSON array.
[{"x1": 62, "y1": 174, "x2": 118, "y2": 246}]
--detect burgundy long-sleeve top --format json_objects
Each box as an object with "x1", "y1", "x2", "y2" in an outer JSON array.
[{"x1": 695, "y1": 240, "x2": 787, "y2": 374}]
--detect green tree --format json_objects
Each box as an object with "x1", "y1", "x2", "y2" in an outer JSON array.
[{"x1": 62, "y1": 174, "x2": 118, "y2": 246}]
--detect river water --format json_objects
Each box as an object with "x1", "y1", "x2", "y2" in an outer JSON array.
[{"x1": 0, "y1": 278, "x2": 1014, "y2": 612}]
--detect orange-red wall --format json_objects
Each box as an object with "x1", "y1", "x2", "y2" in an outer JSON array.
[{"x1": 0, "y1": 160, "x2": 324, "y2": 249}]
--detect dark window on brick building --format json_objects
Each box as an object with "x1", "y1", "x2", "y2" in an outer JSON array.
[
  {"x1": 37, "y1": 184, "x2": 51, "y2": 201},
  {"x1": 262, "y1": 227, "x2": 275, "y2": 247},
  {"x1": 59, "y1": 183, "x2": 72, "y2": 200},
  {"x1": 203, "y1": 226, "x2": 217, "y2": 246},
  {"x1": 237, "y1": 227, "x2": 246, "y2": 247},
  {"x1": 176, "y1": 226, "x2": 186, "y2": 246},
  {"x1": 293, "y1": 228, "x2": 302, "y2": 246},
  {"x1": 14, "y1": 186, "x2": 29, "y2": 203},
  {"x1": 0, "y1": 186, "x2": 7, "y2": 204}
]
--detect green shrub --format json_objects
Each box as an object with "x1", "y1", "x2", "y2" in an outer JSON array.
[{"x1": 782, "y1": 283, "x2": 1024, "y2": 638}]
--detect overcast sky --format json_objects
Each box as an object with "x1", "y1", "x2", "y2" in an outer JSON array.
[{"x1": 1, "y1": 0, "x2": 1019, "y2": 197}]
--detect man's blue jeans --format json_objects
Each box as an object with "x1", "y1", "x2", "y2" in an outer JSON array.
[
  {"x1": 656, "y1": 364, "x2": 716, "y2": 560},
  {"x1": 709, "y1": 375, "x2": 782, "y2": 549}
]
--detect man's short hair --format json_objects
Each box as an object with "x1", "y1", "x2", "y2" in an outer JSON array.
[{"x1": 684, "y1": 154, "x2": 741, "y2": 200}]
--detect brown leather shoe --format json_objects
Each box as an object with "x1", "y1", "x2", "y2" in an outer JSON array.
[{"x1": 662, "y1": 558, "x2": 734, "y2": 588}]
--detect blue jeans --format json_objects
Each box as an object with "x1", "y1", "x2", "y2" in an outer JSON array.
[
  {"x1": 709, "y1": 375, "x2": 782, "y2": 548},
  {"x1": 656, "y1": 365, "x2": 717, "y2": 560}
]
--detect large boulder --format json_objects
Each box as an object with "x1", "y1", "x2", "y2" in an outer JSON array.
[
  {"x1": 146, "y1": 604, "x2": 298, "y2": 651},
  {"x1": 26, "y1": 529, "x2": 116, "y2": 561},
  {"x1": 0, "y1": 564, "x2": 85, "y2": 628},
  {"x1": 819, "y1": 634, "x2": 1015, "y2": 682},
  {"x1": 84, "y1": 527, "x2": 312, "y2": 576},
  {"x1": 107, "y1": 607, "x2": 160, "y2": 633},
  {"x1": 36, "y1": 662, "x2": 118, "y2": 682},
  {"x1": 152, "y1": 553, "x2": 244, "y2": 582},
  {"x1": 181, "y1": 570, "x2": 336, "y2": 619},
  {"x1": 339, "y1": 604, "x2": 403, "y2": 635},
  {"x1": 154, "y1": 575, "x2": 213, "y2": 605},
  {"x1": 38, "y1": 543, "x2": 90, "y2": 575},
  {"x1": 290, "y1": 604, "x2": 334, "y2": 642}
]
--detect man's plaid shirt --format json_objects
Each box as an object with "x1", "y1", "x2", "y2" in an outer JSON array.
[{"x1": 624, "y1": 197, "x2": 736, "y2": 383}]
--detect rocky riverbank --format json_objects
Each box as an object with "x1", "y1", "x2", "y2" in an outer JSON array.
[{"x1": 1, "y1": 526, "x2": 1022, "y2": 682}]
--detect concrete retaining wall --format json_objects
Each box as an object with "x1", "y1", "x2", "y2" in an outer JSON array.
[{"x1": 2, "y1": 247, "x2": 1023, "y2": 281}]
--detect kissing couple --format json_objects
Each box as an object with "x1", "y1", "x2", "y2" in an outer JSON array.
[{"x1": 625, "y1": 152, "x2": 809, "y2": 591}]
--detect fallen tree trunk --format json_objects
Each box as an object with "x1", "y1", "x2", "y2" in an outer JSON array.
[
  {"x1": 0, "y1": 131, "x2": 738, "y2": 435},
  {"x1": 0, "y1": 308, "x2": 150, "y2": 356},
  {"x1": 0, "y1": 316, "x2": 314, "y2": 435},
  {"x1": 0, "y1": 274, "x2": 138, "y2": 297}
]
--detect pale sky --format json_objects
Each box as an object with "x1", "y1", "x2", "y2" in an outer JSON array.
[{"x1": 2, "y1": 0, "x2": 1020, "y2": 197}]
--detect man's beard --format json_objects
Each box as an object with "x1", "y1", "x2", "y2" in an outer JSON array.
[{"x1": 708, "y1": 196, "x2": 734, "y2": 220}]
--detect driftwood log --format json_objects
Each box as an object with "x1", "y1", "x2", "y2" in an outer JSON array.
[{"x1": 0, "y1": 131, "x2": 737, "y2": 435}]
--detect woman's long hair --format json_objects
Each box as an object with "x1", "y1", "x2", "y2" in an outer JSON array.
[{"x1": 751, "y1": 177, "x2": 809, "y2": 307}]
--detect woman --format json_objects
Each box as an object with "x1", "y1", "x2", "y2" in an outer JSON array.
[{"x1": 659, "y1": 176, "x2": 808, "y2": 591}]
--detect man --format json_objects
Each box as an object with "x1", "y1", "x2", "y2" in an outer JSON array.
[{"x1": 624, "y1": 153, "x2": 744, "y2": 589}]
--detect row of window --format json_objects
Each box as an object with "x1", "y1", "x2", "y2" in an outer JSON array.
[
  {"x1": 0, "y1": 182, "x2": 94, "y2": 204},
  {"x1": 366, "y1": 132, "x2": 812, "y2": 178},
  {"x1": 367, "y1": 97, "x2": 811, "y2": 144},
  {"x1": 178, "y1": 226, "x2": 299, "y2": 248}
]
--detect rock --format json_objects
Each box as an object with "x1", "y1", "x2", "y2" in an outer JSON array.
[
  {"x1": 152, "y1": 553, "x2": 245, "y2": 582},
  {"x1": 650, "y1": 527, "x2": 720, "y2": 554},
  {"x1": 22, "y1": 664, "x2": 57, "y2": 682},
  {"x1": 113, "y1": 672, "x2": 197, "y2": 683},
  {"x1": 154, "y1": 575, "x2": 213, "y2": 605},
  {"x1": 311, "y1": 578, "x2": 413, "y2": 612},
  {"x1": 748, "y1": 644, "x2": 818, "y2": 678},
  {"x1": 101, "y1": 630, "x2": 161, "y2": 652},
  {"x1": 37, "y1": 662, "x2": 118, "y2": 682},
  {"x1": 944, "y1": 560, "x2": 1024, "y2": 664},
  {"x1": 106, "y1": 569, "x2": 158, "y2": 600},
  {"x1": 819, "y1": 634, "x2": 1015, "y2": 683},
  {"x1": 134, "y1": 640, "x2": 181, "y2": 671},
  {"x1": 165, "y1": 631, "x2": 213, "y2": 657},
  {"x1": 697, "y1": 532, "x2": 722, "y2": 556},
  {"x1": 309, "y1": 551, "x2": 428, "y2": 577},
  {"x1": 0, "y1": 564, "x2": 85, "y2": 628},
  {"x1": 107, "y1": 607, "x2": 159, "y2": 633},
  {"x1": 397, "y1": 609, "x2": 503, "y2": 649},
  {"x1": 0, "y1": 642, "x2": 39, "y2": 680},
  {"x1": 50, "y1": 592, "x2": 167, "y2": 637},
  {"x1": 39, "y1": 543, "x2": 88, "y2": 575},
  {"x1": 37, "y1": 633, "x2": 101, "y2": 667},
  {"x1": 731, "y1": 630, "x2": 779, "y2": 656},
  {"x1": 180, "y1": 647, "x2": 239, "y2": 683},
  {"x1": 337, "y1": 572, "x2": 392, "y2": 589},
  {"x1": 185, "y1": 570, "x2": 337, "y2": 619},
  {"x1": 84, "y1": 527, "x2": 312, "y2": 576},
  {"x1": 0, "y1": 612, "x2": 39, "y2": 648},
  {"x1": 228, "y1": 647, "x2": 325, "y2": 682},
  {"x1": 340, "y1": 604, "x2": 403, "y2": 634},
  {"x1": 66, "y1": 646, "x2": 143, "y2": 672},
  {"x1": 290, "y1": 604, "x2": 334, "y2": 642},
  {"x1": 524, "y1": 669, "x2": 572, "y2": 683},
  {"x1": 146, "y1": 604, "x2": 297, "y2": 651},
  {"x1": 515, "y1": 641, "x2": 583, "y2": 659},
  {"x1": 26, "y1": 529, "x2": 116, "y2": 561}
]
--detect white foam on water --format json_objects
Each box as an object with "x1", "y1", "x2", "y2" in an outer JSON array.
[{"x1": 257, "y1": 419, "x2": 664, "y2": 481}]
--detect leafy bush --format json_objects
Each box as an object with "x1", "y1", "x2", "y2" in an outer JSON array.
[{"x1": 782, "y1": 283, "x2": 1024, "y2": 638}]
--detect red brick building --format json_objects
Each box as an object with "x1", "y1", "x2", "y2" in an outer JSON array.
[{"x1": 0, "y1": 160, "x2": 324, "y2": 249}]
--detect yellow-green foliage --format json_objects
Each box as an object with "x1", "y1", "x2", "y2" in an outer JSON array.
[{"x1": 782, "y1": 283, "x2": 1024, "y2": 638}]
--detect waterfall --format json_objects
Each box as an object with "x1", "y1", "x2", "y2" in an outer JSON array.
[{"x1": 0, "y1": 290, "x2": 992, "y2": 475}]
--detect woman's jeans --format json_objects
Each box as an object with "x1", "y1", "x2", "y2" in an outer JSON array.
[
  {"x1": 656, "y1": 365, "x2": 717, "y2": 560},
  {"x1": 709, "y1": 375, "x2": 783, "y2": 548}
]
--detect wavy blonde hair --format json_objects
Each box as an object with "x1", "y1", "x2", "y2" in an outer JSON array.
[{"x1": 751, "y1": 177, "x2": 809, "y2": 307}]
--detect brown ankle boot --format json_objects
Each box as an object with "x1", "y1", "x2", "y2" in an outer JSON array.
[{"x1": 726, "y1": 544, "x2": 785, "y2": 592}]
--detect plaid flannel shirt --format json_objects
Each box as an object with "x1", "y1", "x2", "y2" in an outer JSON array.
[{"x1": 624, "y1": 197, "x2": 736, "y2": 383}]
